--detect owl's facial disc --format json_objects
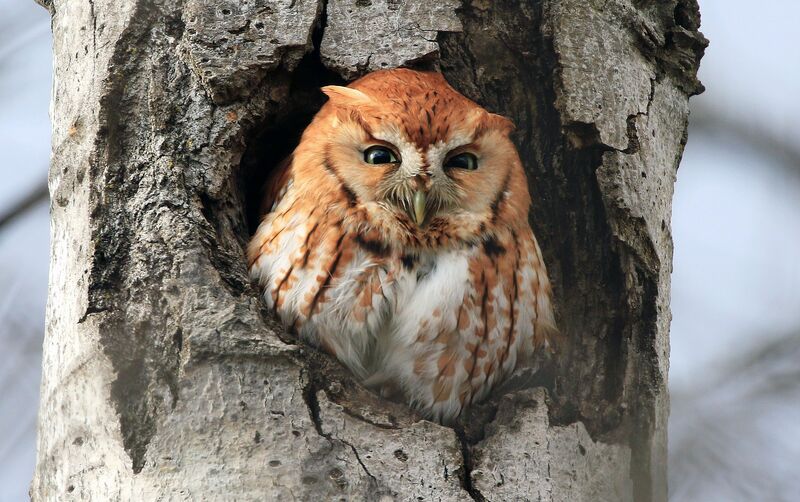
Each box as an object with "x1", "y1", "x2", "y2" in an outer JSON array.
[
  {"x1": 357, "y1": 130, "x2": 493, "y2": 227},
  {"x1": 325, "y1": 100, "x2": 518, "y2": 231},
  {"x1": 363, "y1": 139, "x2": 481, "y2": 227}
]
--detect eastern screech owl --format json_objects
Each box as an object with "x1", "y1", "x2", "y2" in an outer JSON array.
[{"x1": 248, "y1": 68, "x2": 557, "y2": 423}]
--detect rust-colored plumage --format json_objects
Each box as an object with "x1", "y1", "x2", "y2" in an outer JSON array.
[{"x1": 248, "y1": 68, "x2": 556, "y2": 423}]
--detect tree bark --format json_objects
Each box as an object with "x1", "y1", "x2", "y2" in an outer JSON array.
[{"x1": 33, "y1": 0, "x2": 705, "y2": 500}]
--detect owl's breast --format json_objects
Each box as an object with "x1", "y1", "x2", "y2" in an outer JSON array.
[
  {"x1": 304, "y1": 247, "x2": 475, "y2": 384},
  {"x1": 249, "y1": 207, "x2": 473, "y2": 377},
  {"x1": 249, "y1": 201, "x2": 556, "y2": 423}
]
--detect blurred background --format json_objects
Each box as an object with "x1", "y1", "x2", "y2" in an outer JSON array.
[{"x1": 1, "y1": 1, "x2": 798, "y2": 500}]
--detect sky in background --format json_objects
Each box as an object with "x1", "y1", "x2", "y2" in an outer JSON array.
[
  {"x1": 666, "y1": 2, "x2": 800, "y2": 499},
  {"x1": 0, "y1": 1, "x2": 798, "y2": 501},
  {"x1": 670, "y1": 0, "x2": 800, "y2": 388},
  {"x1": 0, "y1": 1, "x2": 51, "y2": 499}
]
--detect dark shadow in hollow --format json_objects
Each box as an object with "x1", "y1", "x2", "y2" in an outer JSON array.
[{"x1": 239, "y1": 32, "x2": 345, "y2": 237}]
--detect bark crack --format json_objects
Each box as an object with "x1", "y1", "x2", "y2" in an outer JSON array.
[
  {"x1": 456, "y1": 428, "x2": 485, "y2": 502},
  {"x1": 622, "y1": 75, "x2": 658, "y2": 155},
  {"x1": 302, "y1": 369, "x2": 325, "y2": 436},
  {"x1": 301, "y1": 370, "x2": 379, "y2": 485},
  {"x1": 345, "y1": 440, "x2": 377, "y2": 482}
]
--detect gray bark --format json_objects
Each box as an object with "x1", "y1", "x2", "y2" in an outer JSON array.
[{"x1": 32, "y1": 0, "x2": 705, "y2": 500}]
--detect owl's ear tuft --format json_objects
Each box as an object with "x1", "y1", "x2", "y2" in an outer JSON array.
[
  {"x1": 488, "y1": 113, "x2": 516, "y2": 135},
  {"x1": 321, "y1": 85, "x2": 374, "y2": 107}
]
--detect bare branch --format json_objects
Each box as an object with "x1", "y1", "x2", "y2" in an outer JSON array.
[
  {"x1": 691, "y1": 102, "x2": 800, "y2": 175},
  {"x1": 0, "y1": 180, "x2": 48, "y2": 230}
]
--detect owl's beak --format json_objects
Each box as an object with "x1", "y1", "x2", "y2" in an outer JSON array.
[{"x1": 413, "y1": 189, "x2": 427, "y2": 226}]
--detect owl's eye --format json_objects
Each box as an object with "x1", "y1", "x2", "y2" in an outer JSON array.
[
  {"x1": 444, "y1": 152, "x2": 478, "y2": 171},
  {"x1": 363, "y1": 146, "x2": 399, "y2": 164}
]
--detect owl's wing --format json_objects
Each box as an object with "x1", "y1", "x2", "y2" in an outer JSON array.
[{"x1": 259, "y1": 153, "x2": 294, "y2": 216}]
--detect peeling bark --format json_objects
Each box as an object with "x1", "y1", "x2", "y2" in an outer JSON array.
[{"x1": 33, "y1": 0, "x2": 705, "y2": 500}]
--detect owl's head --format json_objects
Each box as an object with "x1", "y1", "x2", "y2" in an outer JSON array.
[{"x1": 293, "y1": 68, "x2": 532, "y2": 248}]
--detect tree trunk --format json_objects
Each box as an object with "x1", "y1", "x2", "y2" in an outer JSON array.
[{"x1": 32, "y1": 0, "x2": 705, "y2": 500}]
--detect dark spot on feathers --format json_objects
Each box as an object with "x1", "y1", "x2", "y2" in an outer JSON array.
[
  {"x1": 355, "y1": 235, "x2": 390, "y2": 257},
  {"x1": 490, "y1": 172, "x2": 511, "y2": 222},
  {"x1": 323, "y1": 150, "x2": 357, "y2": 207},
  {"x1": 483, "y1": 236, "x2": 506, "y2": 257}
]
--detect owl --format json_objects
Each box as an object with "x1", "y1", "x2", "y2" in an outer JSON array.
[{"x1": 248, "y1": 68, "x2": 557, "y2": 423}]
